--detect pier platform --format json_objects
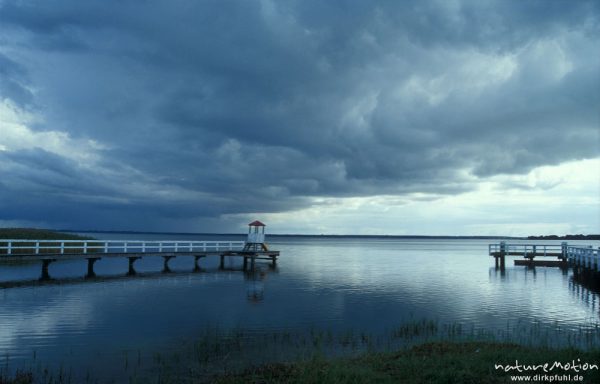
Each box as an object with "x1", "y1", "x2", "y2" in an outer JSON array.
[
  {"x1": 0, "y1": 239, "x2": 280, "y2": 281},
  {"x1": 488, "y1": 242, "x2": 599, "y2": 272}
]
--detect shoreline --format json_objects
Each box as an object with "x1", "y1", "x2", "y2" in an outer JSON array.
[
  {"x1": 215, "y1": 341, "x2": 600, "y2": 384},
  {"x1": 2, "y1": 341, "x2": 599, "y2": 383}
]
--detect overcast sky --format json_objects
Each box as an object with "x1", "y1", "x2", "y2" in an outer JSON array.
[{"x1": 0, "y1": 0, "x2": 599, "y2": 235}]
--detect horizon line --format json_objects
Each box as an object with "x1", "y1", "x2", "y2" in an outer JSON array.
[{"x1": 52, "y1": 228, "x2": 600, "y2": 239}]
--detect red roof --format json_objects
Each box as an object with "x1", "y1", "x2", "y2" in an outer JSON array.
[{"x1": 248, "y1": 220, "x2": 266, "y2": 227}]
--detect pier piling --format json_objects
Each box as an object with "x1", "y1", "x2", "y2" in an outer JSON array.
[
  {"x1": 127, "y1": 257, "x2": 141, "y2": 276},
  {"x1": 40, "y1": 259, "x2": 56, "y2": 280},
  {"x1": 162, "y1": 256, "x2": 175, "y2": 273},
  {"x1": 193, "y1": 255, "x2": 205, "y2": 271},
  {"x1": 86, "y1": 257, "x2": 101, "y2": 278}
]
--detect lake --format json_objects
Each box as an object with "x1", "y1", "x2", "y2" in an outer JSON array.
[{"x1": 1, "y1": 235, "x2": 599, "y2": 382}]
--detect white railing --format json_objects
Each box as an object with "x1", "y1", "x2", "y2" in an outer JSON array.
[
  {"x1": 0, "y1": 240, "x2": 245, "y2": 256},
  {"x1": 567, "y1": 246, "x2": 600, "y2": 271},
  {"x1": 488, "y1": 243, "x2": 566, "y2": 257}
]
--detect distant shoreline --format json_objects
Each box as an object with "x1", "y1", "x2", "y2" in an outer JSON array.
[
  {"x1": 2, "y1": 228, "x2": 598, "y2": 241},
  {"x1": 0, "y1": 228, "x2": 93, "y2": 240},
  {"x1": 62, "y1": 229, "x2": 520, "y2": 240},
  {"x1": 63, "y1": 229, "x2": 600, "y2": 240}
]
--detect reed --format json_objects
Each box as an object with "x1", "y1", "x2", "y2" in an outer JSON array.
[
  {"x1": 215, "y1": 342, "x2": 600, "y2": 384},
  {"x1": 2, "y1": 319, "x2": 599, "y2": 383}
]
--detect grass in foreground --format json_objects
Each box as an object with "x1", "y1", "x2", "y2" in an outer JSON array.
[
  {"x1": 1, "y1": 338, "x2": 599, "y2": 383},
  {"x1": 214, "y1": 342, "x2": 600, "y2": 384}
]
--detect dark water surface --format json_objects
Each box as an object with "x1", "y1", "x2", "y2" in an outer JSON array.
[{"x1": 1, "y1": 236, "x2": 599, "y2": 381}]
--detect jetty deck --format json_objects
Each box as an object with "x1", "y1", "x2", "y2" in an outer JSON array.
[
  {"x1": 0, "y1": 239, "x2": 279, "y2": 280},
  {"x1": 488, "y1": 242, "x2": 599, "y2": 271}
]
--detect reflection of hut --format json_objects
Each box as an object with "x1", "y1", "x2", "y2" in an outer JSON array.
[
  {"x1": 243, "y1": 220, "x2": 269, "y2": 251},
  {"x1": 245, "y1": 269, "x2": 266, "y2": 302}
]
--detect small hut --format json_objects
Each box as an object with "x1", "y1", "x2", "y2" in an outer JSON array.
[{"x1": 244, "y1": 220, "x2": 269, "y2": 251}]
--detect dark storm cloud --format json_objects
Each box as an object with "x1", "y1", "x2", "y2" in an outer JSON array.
[
  {"x1": 0, "y1": 0, "x2": 598, "y2": 231},
  {"x1": 0, "y1": 53, "x2": 33, "y2": 106}
]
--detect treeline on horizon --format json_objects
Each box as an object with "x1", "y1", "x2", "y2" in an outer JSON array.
[
  {"x1": 0, "y1": 228, "x2": 92, "y2": 240},
  {"x1": 527, "y1": 234, "x2": 600, "y2": 240}
]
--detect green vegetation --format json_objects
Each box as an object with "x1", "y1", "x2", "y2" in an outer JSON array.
[
  {"x1": 215, "y1": 342, "x2": 600, "y2": 384},
  {"x1": 3, "y1": 319, "x2": 595, "y2": 383},
  {"x1": 0, "y1": 228, "x2": 92, "y2": 240},
  {"x1": 2, "y1": 341, "x2": 598, "y2": 384},
  {"x1": 0, "y1": 371, "x2": 33, "y2": 384}
]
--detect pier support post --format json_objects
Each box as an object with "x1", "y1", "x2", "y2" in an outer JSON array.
[
  {"x1": 86, "y1": 257, "x2": 101, "y2": 278},
  {"x1": 127, "y1": 257, "x2": 141, "y2": 276},
  {"x1": 40, "y1": 259, "x2": 56, "y2": 280},
  {"x1": 243, "y1": 257, "x2": 248, "y2": 270},
  {"x1": 250, "y1": 255, "x2": 255, "y2": 270},
  {"x1": 499, "y1": 241, "x2": 506, "y2": 270},
  {"x1": 194, "y1": 255, "x2": 205, "y2": 272},
  {"x1": 271, "y1": 256, "x2": 277, "y2": 267},
  {"x1": 162, "y1": 256, "x2": 175, "y2": 273},
  {"x1": 220, "y1": 254, "x2": 225, "y2": 269}
]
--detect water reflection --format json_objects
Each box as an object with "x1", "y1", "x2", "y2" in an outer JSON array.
[
  {"x1": 1, "y1": 237, "x2": 599, "y2": 381},
  {"x1": 245, "y1": 268, "x2": 268, "y2": 302},
  {"x1": 571, "y1": 270, "x2": 600, "y2": 293},
  {"x1": 1, "y1": 263, "x2": 279, "y2": 305},
  {"x1": 569, "y1": 277, "x2": 600, "y2": 314}
]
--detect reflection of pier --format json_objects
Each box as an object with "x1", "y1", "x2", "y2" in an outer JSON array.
[
  {"x1": 0, "y1": 239, "x2": 279, "y2": 282},
  {"x1": 245, "y1": 268, "x2": 268, "y2": 302},
  {"x1": 569, "y1": 276, "x2": 600, "y2": 316},
  {"x1": 571, "y1": 273, "x2": 600, "y2": 298},
  {"x1": 0, "y1": 267, "x2": 278, "y2": 297}
]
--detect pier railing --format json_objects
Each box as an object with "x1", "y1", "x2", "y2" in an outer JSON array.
[
  {"x1": 488, "y1": 243, "x2": 565, "y2": 257},
  {"x1": 488, "y1": 242, "x2": 599, "y2": 271},
  {"x1": 567, "y1": 246, "x2": 599, "y2": 271},
  {"x1": 0, "y1": 240, "x2": 245, "y2": 256}
]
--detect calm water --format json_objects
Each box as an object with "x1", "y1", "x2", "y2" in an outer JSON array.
[{"x1": 1, "y1": 236, "x2": 599, "y2": 381}]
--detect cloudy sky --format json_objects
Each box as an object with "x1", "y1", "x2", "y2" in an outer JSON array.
[{"x1": 0, "y1": 0, "x2": 598, "y2": 235}]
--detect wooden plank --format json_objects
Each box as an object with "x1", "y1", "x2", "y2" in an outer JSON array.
[{"x1": 514, "y1": 259, "x2": 568, "y2": 267}]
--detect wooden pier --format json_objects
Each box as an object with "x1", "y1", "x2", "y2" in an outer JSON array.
[
  {"x1": 488, "y1": 242, "x2": 599, "y2": 272},
  {"x1": 0, "y1": 239, "x2": 279, "y2": 281},
  {"x1": 567, "y1": 246, "x2": 600, "y2": 289},
  {"x1": 488, "y1": 242, "x2": 568, "y2": 268}
]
